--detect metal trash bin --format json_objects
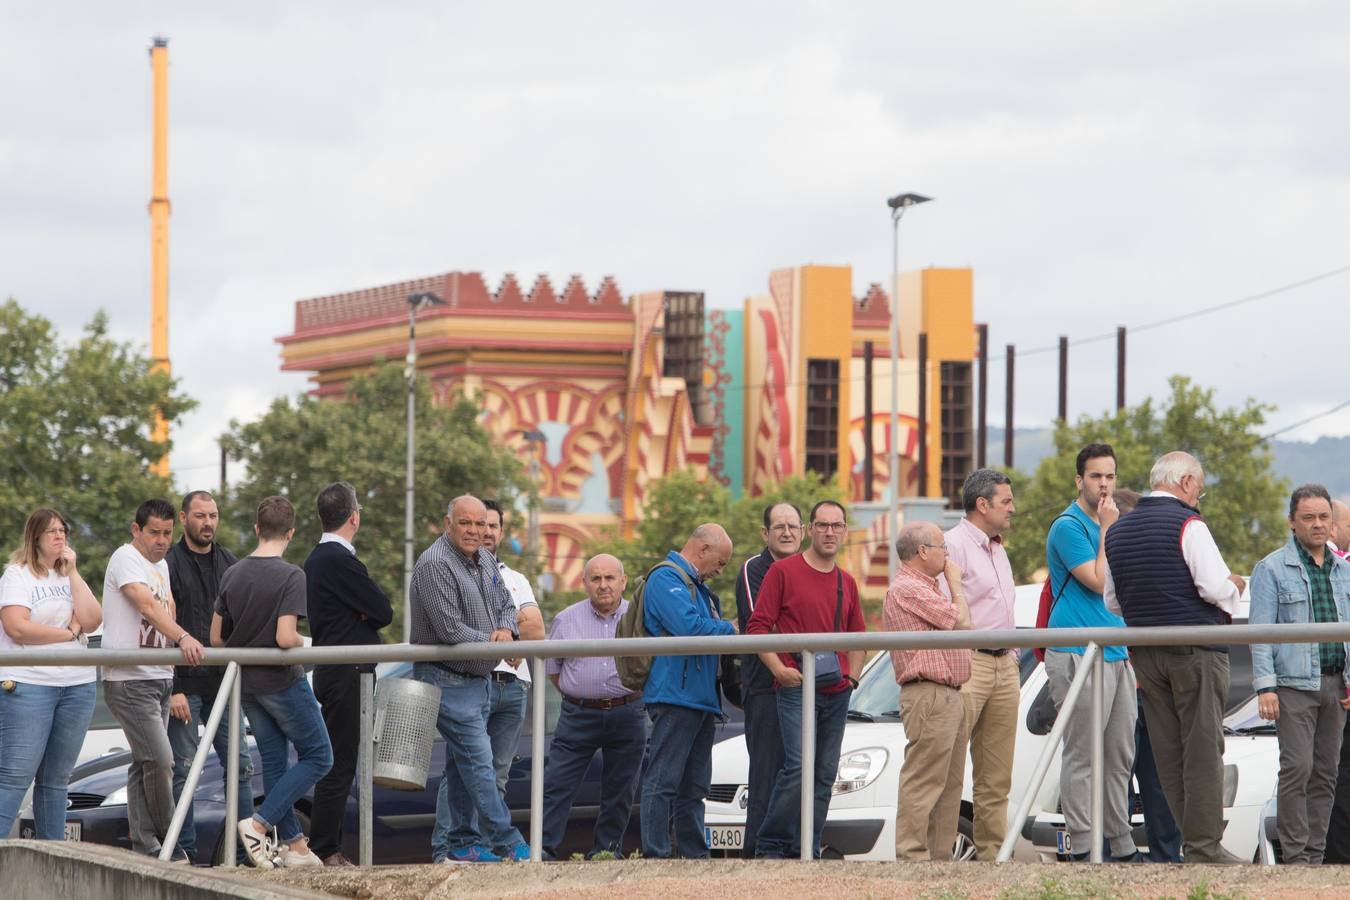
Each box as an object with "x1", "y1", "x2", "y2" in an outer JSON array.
[{"x1": 372, "y1": 676, "x2": 442, "y2": 791}]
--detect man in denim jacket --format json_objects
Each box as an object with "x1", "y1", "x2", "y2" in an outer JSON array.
[{"x1": 1250, "y1": 483, "x2": 1350, "y2": 865}]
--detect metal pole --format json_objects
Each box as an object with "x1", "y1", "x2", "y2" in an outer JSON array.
[
  {"x1": 976, "y1": 324, "x2": 988, "y2": 469},
  {"x1": 224, "y1": 663, "x2": 241, "y2": 867},
  {"x1": 403, "y1": 304, "x2": 417, "y2": 643},
  {"x1": 1004, "y1": 344, "x2": 1015, "y2": 469},
  {"x1": 160, "y1": 662, "x2": 239, "y2": 861},
  {"x1": 887, "y1": 211, "x2": 902, "y2": 579},
  {"x1": 863, "y1": 341, "x2": 874, "y2": 502},
  {"x1": 219, "y1": 442, "x2": 227, "y2": 494},
  {"x1": 799, "y1": 651, "x2": 816, "y2": 861},
  {"x1": 917, "y1": 333, "x2": 928, "y2": 498},
  {"x1": 996, "y1": 642, "x2": 1100, "y2": 863},
  {"x1": 530, "y1": 656, "x2": 546, "y2": 862},
  {"x1": 1057, "y1": 335, "x2": 1068, "y2": 423},
  {"x1": 1089, "y1": 648, "x2": 1105, "y2": 863},
  {"x1": 1116, "y1": 326, "x2": 1126, "y2": 411},
  {"x1": 359, "y1": 671, "x2": 374, "y2": 866}
]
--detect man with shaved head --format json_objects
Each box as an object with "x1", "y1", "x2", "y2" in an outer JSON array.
[
  {"x1": 1103, "y1": 451, "x2": 1245, "y2": 864},
  {"x1": 1329, "y1": 500, "x2": 1350, "y2": 559},
  {"x1": 539, "y1": 554, "x2": 645, "y2": 859},
  {"x1": 638, "y1": 523, "x2": 736, "y2": 859},
  {"x1": 885, "y1": 520, "x2": 972, "y2": 860},
  {"x1": 410, "y1": 495, "x2": 528, "y2": 863}
]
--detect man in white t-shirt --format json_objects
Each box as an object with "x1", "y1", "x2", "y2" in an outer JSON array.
[
  {"x1": 430, "y1": 499, "x2": 545, "y2": 862},
  {"x1": 101, "y1": 498, "x2": 206, "y2": 859}
]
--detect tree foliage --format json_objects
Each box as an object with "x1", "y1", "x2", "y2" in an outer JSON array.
[
  {"x1": 221, "y1": 363, "x2": 529, "y2": 634},
  {"x1": 584, "y1": 469, "x2": 848, "y2": 605},
  {"x1": 1004, "y1": 375, "x2": 1288, "y2": 582},
  {"x1": 0, "y1": 299, "x2": 196, "y2": 589}
]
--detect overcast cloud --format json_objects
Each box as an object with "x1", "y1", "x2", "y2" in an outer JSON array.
[{"x1": 3, "y1": 1, "x2": 1349, "y2": 489}]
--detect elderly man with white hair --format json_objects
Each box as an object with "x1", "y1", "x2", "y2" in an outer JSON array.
[{"x1": 1103, "y1": 451, "x2": 1246, "y2": 865}]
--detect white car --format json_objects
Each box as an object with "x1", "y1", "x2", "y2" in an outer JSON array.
[{"x1": 705, "y1": 586, "x2": 1280, "y2": 862}]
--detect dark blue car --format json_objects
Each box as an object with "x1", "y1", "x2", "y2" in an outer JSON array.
[{"x1": 28, "y1": 662, "x2": 744, "y2": 864}]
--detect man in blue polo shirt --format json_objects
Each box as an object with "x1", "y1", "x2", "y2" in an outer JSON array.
[{"x1": 1045, "y1": 442, "x2": 1139, "y2": 862}]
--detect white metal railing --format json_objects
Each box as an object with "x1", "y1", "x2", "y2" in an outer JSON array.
[{"x1": 4, "y1": 620, "x2": 1345, "y2": 866}]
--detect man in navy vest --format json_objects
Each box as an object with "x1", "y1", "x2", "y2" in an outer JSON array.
[{"x1": 1103, "y1": 451, "x2": 1245, "y2": 864}]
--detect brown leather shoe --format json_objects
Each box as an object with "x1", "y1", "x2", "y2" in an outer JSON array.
[{"x1": 322, "y1": 852, "x2": 356, "y2": 867}]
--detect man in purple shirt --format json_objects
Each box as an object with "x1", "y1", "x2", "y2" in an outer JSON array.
[
  {"x1": 540, "y1": 554, "x2": 646, "y2": 859},
  {"x1": 944, "y1": 468, "x2": 1018, "y2": 861}
]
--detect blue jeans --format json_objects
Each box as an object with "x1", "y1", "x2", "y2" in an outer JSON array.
[
  {"x1": 431, "y1": 674, "x2": 528, "y2": 859},
  {"x1": 755, "y1": 685, "x2": 851, "y2": 858},
  {"x1": 167, "y1": 689, "x2": 255, "y2": 859},
  {"x1": 415, "y1": 663, "x2": 524, "y2": 855},
  {"x1": 640, "y1": 703, "x2": 715, "y2": 859},
  {"x1": 0, "y1": 681, "x2": 96, "y2": 839},
  {"x1": 542, "y1": 699, "x2": 646, "y2": 856},
  {"x1": 1133, "y1": 691, "x2": 1182, "y2": 862},
  {"x1": 242, "y1": 678, "x2": 332, "y2": 843}
]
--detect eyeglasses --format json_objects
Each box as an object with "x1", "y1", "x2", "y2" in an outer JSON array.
[
  {"x1": 44, "y1": 526, "x2": 70, "y2": 537},
  {"x1": 921, "y1": 542, "x2": 948, "y2": 552},
  {"x1": 812, "y1": 522, "x2": 847, "y2": 532},
  {"x1": 767, "y1": 523, "x2": 802, "y2": 534}
]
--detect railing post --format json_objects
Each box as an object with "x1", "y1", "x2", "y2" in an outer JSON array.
[
  {"x1": 1089, "y1": 646, "x2": 1104, "y2": 863},
  {"x1": 224, "y1": 662, "x2": 242, "y2": 867},
  {"x1": 359, "y1": 671, "x2": 374, "y2": 866},
  {"x1": 530, "y1": 655, "x2": 546, "y2": 862},
  {"x1": 799, "y1": 652, "x2": 816, "y2": 861},
  {"x1": 995, "y1": 642, "x2": 1101, "y2": 863},
  {"x1": 159, "y1": 661, "x2": 238, "y2": 862}
]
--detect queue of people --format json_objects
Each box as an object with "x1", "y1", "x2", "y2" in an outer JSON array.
[{"x1": 2, "y1": 446, "x2": 1349, "y2": 868}]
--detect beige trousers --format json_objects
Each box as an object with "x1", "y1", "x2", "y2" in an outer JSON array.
[
  {"x1": 961, "y1": 650, "x2": 1019, "y2": 860},
  {"x1": 895, "y1": 680, "x2": 969, "y2": 860}
]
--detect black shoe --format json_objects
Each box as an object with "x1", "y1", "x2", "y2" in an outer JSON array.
[{"x1": 1111, "y1": 851, "x2": 1145, "y2": 863}]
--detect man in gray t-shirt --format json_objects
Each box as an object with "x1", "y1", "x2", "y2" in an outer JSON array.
[{"x1": 209, "y1": 496, "x2": 331, "y2": 869}]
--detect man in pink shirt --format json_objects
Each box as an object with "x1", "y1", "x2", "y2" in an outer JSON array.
[{"x1": 943, "y1": 468, "x2": 1017, "y2": 861}]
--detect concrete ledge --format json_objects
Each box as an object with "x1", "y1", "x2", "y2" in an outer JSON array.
[{"x1": 0, "y1": 840, "x2": 324, "y2": 899}]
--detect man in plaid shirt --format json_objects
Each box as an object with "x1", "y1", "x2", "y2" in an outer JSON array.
[
  {"x1": 884, "y1": 521, "x2": 972, "y2": 861},
  {"x1": 1251, "y1": 483, "x2": 1350, "y2": 865}
]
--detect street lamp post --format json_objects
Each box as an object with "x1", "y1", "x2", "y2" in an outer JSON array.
[
  {"x1": 887, "y1": 192, "x2": 932, "y2": 579},
  {"x1": 403, "y1": 290, "x2": 447, "y2": 642}
]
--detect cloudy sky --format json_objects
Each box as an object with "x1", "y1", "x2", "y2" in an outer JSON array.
[{"x1": 4, "y1": 2, "x2": 1349, "y2": 490}]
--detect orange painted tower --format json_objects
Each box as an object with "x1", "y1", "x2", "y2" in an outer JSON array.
[{"x1": 148, "y1": 36, "x2": 171, "y2": 476}]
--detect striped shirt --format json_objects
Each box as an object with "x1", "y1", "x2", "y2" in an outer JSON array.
[
  {"x1": 546, "y1": 597, "x2": 635, "y2": 700},
  {"x1": 884, "y1": 563, "x2": 971, "y2": 688}
]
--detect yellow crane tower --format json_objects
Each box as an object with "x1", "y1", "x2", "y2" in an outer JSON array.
[{"x1": 148, "y1": 36, "x2": 171, "y2": 476}]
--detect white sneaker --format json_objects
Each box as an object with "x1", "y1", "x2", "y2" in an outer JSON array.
[
  {"x1": 237, "y1": 820, "x2": 275, "y2": 870},
  {"x1": 278, "y1": 844, "x2": 324, "y2": 867}
]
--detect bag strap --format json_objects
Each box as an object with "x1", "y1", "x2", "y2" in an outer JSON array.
[
  {"x1": 1048, "y1": 513, "x2": 1094, "y2": 612},
  {"x1": 834, "y1": 568, "x2": 843, "y2": 632}
]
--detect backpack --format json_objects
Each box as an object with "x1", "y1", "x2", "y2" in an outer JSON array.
[
  {"x1": 1032, "y1": 513, "x2": 1091, "y2": 663},
  {"x1": 615, "y1": 560, "x2": 695, "y2": 692}
]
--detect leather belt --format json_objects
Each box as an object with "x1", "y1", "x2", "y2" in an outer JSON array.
[
  {"x1": 564, "y1": 692, "x2": 642, "y2": 710},
  {"x1": 977, "y1": 648, "x2": 1009, "y2": 657},
  {"x1": 491, "y1": 671, "x2": 519, "y2": 684}
]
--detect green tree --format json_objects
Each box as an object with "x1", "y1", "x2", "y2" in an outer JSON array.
[
  {"x1": 1004, "y1": 375, "x2": 1288, "y2": 582},
  {"x1": 0, "y1": 299, "x2": 196, "y2": 589},
  {"x1": 585, "y1": 469, "x2": 846, "y2": 602},
  {"x1": 221, "y1": 363, "x2": 529, "y2": 634}
]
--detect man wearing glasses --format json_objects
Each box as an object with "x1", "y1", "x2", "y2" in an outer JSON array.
[
  {"x1": 733, "y1": 502, "x2": 803, "y2": 857},
  {"x1": 885, "y1": 521, "x2": 971, "y2": 860},
  {"x1": 1104, "y1": 451, "x2": 1245, "y2": 864},
  {"x1": 746, "y1": 500, "x2": 866, "y2": 858}
]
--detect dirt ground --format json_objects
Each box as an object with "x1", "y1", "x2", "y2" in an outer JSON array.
[{"x1": 247, "y1": 859, "x2": 1350, "y2": 900}]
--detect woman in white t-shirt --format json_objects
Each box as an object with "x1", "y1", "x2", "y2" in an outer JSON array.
[{"x1": 0, "y1": 508, "x2": 103, "y2": 839}]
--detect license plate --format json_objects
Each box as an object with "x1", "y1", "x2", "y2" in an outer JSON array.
[
  {"x1": 17, "y1": 820, "x2": 79, "y2": 841},
  {"x1": 706, "y1": 825, "x2": 744, "y2": 850},
  {"x1": 64, "y1": 821, "x2": 81, "y2": 841},
  {"x1": 1055, "y1": 829, "x2": 1071, "y2": 854}
]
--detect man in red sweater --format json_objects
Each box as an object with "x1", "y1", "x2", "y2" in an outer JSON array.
[{"x1": 746, "y1": 500, "x2": 866, "y2": 858}]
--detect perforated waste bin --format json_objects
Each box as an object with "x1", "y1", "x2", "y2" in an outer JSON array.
[{"x1": 373, "y1": 676, "x2": 442, "y2": 791}]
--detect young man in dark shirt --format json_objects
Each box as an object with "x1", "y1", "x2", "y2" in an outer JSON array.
[
  {"x1": 165, "y1": 490, "x2": 252, "y2": 863},
  {"x1": 212, "y1": 495, "x2": 332, "y2": 869},
  {"x1": 303, "y1": 482, "x2": 393, "y2": 866}
]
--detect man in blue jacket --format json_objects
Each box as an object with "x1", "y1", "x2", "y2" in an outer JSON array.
[
  {"x1": 639, "y1": 523, "x2": 735, "y2": 859},
  {"x1": 1250, "y1": 483, "x2": 1350, "y2": 865}
]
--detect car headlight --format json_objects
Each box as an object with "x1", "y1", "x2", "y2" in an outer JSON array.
[
  {"x1": 832, "y1": 747, "x2": 888, "y2": 795},
  {"x1": 1223, "y1": 764, "x2": 1238, "y2": 808},
  {"x1": 100, "y1": 787, "x2": 128, "y2": 807}
]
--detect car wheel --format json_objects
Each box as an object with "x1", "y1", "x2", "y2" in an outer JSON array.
[{"x1": 952, "y1": 816, "x2": 977, "y2": 861}]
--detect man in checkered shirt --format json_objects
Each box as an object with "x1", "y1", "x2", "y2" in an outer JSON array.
[{"x1": 884, "y1": 520, "x2": 972, "y2": 861}]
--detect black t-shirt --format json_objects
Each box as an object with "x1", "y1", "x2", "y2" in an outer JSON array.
[{"x1": 214, "y1": 556, "x2": 307, "y2": 695}]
